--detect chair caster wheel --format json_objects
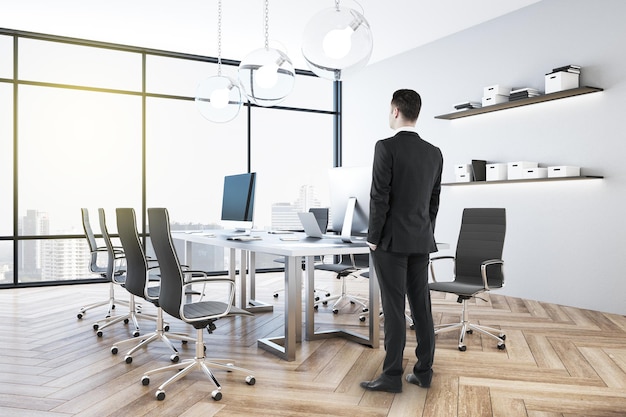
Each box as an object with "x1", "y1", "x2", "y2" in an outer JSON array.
[
  {"x1": 97, "y1": 331, "x2": 103, "y2": 337},
  {"x1": 322, "y1": 301, "x2": 328, "y2": 306},
  {"x1": 314, "y1": 296, "x2": 320, "y2": 302},
  {"x1": 497, "y1": 343, "x2": 506, "y2": 350},
  {"x1": 77, "y1": 313, "x2": 83, "y2": 319},
  {"x1": 466, "y1": 329, "x2": 473, "y2": 334},
  {"x1": 181, "y1": 340, "x2": 188, "y2": 344},
  {"x1": 332, "y1": 309, "x2": 339, "y2": 314},
  {"x1": 170, "y1": 354, "x2": 179, "y2": 363},
  {"x1": 246, "y1": 375, "x2": 256, "y2": 385},
  {"x1": 124, "y1": 318, "x2": 130, "y2": 325},
  {"x1": 500, "y1": 334, "x2": 506, "y2": 341},
  {"x1": 111, "y1": 347, "x2": 118, "y2": 355},
  {"x1": 125, "y1": 356, "x2": 133, "y2": 364},
  {"x1": 141, "y1": 376, "x2": 150, "y2": 386},
  {"x1": 325, "y1": 292, "x2": 331, "y2": 297},
  {"x1": 164, "y1": 325, "x2": 170, "y2": 332},
  {"x1": 359, "y1": 316, "x2": 366, "y2": 322},
  {"x1": 362, "y1": 308, "x2": 369, "y2": 313},
  {"x1": 410, "y1": 325, "x2": 415, "y2": 330},
  {"x1": 93, "y1": 323, "x2": 99, "y2": 331},
  {"x1": 156, "y1": 390, "x2": 166, "y2": 401},
  {"x1": 211, "y1": 390, "x2": 222, "y2": 401},
  {"x1": 458, "y1": 345, "x2": 467, "y2": 352},
  {"x1": 273, "y1": 293, "x2": 279, "y2": 298},
  {"x1": 133, "y1": 331, "x2": 140, "y2": 337}
]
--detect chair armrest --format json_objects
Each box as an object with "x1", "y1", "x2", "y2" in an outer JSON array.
[
  {"x1": 480, "y1": 259, "x2": 504, "y2": 290},
  {"x1": 180, "y1": 276, "x2": 237, "y2": 321},
  {"x1": 429, "y1": 255, "x2": 455, "y2": 282}
]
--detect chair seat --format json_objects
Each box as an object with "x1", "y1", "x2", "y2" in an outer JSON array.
[
  {"x1": 429, "y1": 281, "x2": 501, "y2": 298},
  {"x1": 183, "y1": 301, "x2": 252, "y2": 323}
]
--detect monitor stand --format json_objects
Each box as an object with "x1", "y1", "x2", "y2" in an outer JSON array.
[{"x1": 340, "y1": 197, "x2": 357, "y2": 243}]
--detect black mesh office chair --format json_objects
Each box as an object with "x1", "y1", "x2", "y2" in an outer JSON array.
[
  {"x1": 314, "y1": 253, "x2": 369, "y2": 314},
  {"x1": 141, "y1": 208, "x2": 255, "y2": 401},
  {"x1": 110, "y1": 208, "x2": 196, "y2": 364},
  {"x1": 429, "y1": 208, "x2": 506, "y2": 351},
  {"x1": 273, "y1": 207, "x2": 332, "y2": 300}
]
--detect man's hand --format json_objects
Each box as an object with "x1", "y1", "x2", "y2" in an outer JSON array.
[{"x1": 366, "y1": 241, "x2": 377, "y2": 251}]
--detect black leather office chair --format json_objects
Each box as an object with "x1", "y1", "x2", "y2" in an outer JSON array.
[
  {"x1": 93, "y1": 208, "x2": 157, "y2": 337},
  {"x1": 110, "y1": 208, "x2": 196, "y2": 363},
  {"x1": 77, "y1": 208, "x2": 129, "y2": 320},
  {"x1": 76, "y1": 208, "x2": 129, "y2": 322},
  {"x1": 141, "y1": 208, "x2": 256, "y2": 401},
  {"x1": 314, "y1": 253, "x2": 369, "y2": 314},
  {"x1": 429, "y1": 208, "x2": 506, "y2": 351}
]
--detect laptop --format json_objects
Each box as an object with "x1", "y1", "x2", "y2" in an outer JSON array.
[{"x1": 297, "y1": 212, "x2": 336, "y2": 239}]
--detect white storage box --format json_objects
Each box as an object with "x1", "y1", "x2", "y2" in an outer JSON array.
[
  {"x1": 483, "y1": 85, "x2": 511, "y2": 97},
  {"x1": 523, "y1": 167, "x2": 548, "y2": 179},
  {"x1": 548, "y1": 166, "x2": 580, "y2": 177},
  {"x1": 482, "y1": 95, "x2": 508, "y2": 106},
  {"x1": 545, "y1": 71, "x2": 579, "y2": 94},
  {"x1": 455, "y1": 172, "x2": 472, "y2": 183},
  {"x1": 486, "y1": 163, "x2": 507, "y2": 181},
  {"x1": 508, "y1": 161, "x2": 538, "y2": 180},
  {"x1": 455, "y1": 164, "x2": 472, "y2": 175}
]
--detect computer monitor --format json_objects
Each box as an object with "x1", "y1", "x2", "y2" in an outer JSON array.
[
  {"x1": 328, "y1": 166, "x2": 371, "y2": 242},
  {"x1": 221, "y1": 172, "x2": 256, "y2": 232}
]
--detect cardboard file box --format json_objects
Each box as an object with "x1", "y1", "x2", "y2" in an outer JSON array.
[
  {"x1": 548, "y1": 166, "x2": 580, "y2": 178},
  {"x1": 483, "y1": 85, "x2": 511, "y2": 97},
  {"x1": 455, "y1": 173, "x2": 472, "y2": 183},
  {"x1": 508, "y1": 161, "x2": 538, "y2": 180},
  {"x1": 523, "y1": 167, "x2": 548, "y2": 179},
  {"x1": 486, "y1": 163, "x2": 507, "y2": 181},
  {"x1": 482, "y1": 95, "x2": 508, "y2": 106},
  {"x1": 545, "y1": 71, "x2": 579, "y2": 94}
]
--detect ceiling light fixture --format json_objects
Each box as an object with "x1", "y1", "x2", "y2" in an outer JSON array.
[
  {"x1": 238, "y1": 0, "x2": 295, "y2": 107},
  {"x1": 194, "y1": 0, "x2": 243, "y2": 123},
  {"x1": 302, "y1": 0, "x2": 373, "y2": 81}
]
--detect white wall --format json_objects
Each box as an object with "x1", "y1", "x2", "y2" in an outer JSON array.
[{"x1": 341, "y1": 0, "x2": 626, "y2": 315}]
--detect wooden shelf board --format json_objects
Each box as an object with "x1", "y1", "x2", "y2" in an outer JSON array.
[
  {"x1": 435, "y1": 86, "x2": 603, "y2": 120},
  {"x1": 442, "y1": 176, "x2": 603, "y2": 186}
]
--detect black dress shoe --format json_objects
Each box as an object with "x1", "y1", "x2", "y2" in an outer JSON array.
[
  {"x1": 406, "y1": 369, "x2": 433, "y2": 388},
  {"x1": 360, "y1": 375, "x2": 402, "y2": 393}
]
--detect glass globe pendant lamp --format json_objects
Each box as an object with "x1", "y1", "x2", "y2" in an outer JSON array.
[
  {"x1": 195, "y1": 0, "x2": 243, "y2": 123},
  {"x1": 238, "y1": 0, "x2": 295, "y2": 107},
  {"x1": 302, "y1": 0, "x2": 373, "y2": 81}
]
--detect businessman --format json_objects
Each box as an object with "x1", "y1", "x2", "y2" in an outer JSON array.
[{"x1": 361, "y1": 89, "x2": 443, "y2": 393}]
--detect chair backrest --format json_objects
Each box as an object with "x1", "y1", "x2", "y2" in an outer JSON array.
[
  {"x1": 309, "y1": 208, "x2": 329, "y2": 233},
  {"x1": 98, "y1": 208, "x2": 121, "y2": 280},
  {"x1": 147, "y1": 208, "x2": 183, "y2": 320},
  {"x1": 116, "y1": 208, "x2": 149, "y2": 299},
  {"x1": 81, "y1": 208, "x2": 102, "y2": 274},
  {"x1": 455, "y1": 208, "x2": 506, "y2": 288}
]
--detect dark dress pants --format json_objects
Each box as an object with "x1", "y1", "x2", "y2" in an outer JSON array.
[{"x1": 371, "y1": 248, "x2": 435, "y2": 378}]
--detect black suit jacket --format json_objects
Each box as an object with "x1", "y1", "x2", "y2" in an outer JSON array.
[{"x1": 367, "y1": 130, "x2": 443, "y2": 254}]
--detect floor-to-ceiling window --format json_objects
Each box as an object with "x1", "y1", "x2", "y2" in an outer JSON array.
[{"x1": 0, "y1": 28, "x2": 336, "y2": 286}]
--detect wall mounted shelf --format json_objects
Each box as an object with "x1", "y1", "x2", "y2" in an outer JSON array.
[
  {"x1": 435, "y1": 86, "x2": 603, "y2": 120},
  {"x1": 442, "y1": 175, "x2": 603, "y2": 186}
]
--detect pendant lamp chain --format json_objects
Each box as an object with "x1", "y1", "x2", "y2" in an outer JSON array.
[
  {"x1": 217, "y1": 0, "x2": 222, "y2": 76},
  {"x1": 264, "y1": 0, "x2": 270, "y2": 50}
]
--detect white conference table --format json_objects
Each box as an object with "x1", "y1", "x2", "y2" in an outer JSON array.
[{"x1": 172, "y1": 230, "x2": 378, "y2": 362}]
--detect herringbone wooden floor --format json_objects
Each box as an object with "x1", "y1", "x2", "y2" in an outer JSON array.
[{"x1": 1, "y1": 271, "x2": 626, "y2": 416}]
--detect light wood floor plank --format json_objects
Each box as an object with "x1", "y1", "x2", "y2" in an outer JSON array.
[{"x1": 1, "y1": 273, "x2": 626, "y2": 416}]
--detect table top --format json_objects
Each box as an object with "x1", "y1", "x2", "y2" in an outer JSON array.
[{"x1": 172, "y1": 230, "x2": 370, "y2": 257}]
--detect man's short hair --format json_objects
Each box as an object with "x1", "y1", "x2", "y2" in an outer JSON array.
[{"x1": 391, "y1": 89, "x2": 421, "y2": 122}]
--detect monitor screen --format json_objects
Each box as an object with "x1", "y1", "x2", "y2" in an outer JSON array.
[
  {"x1": 328, "y1": 166, "x2": 371, "y2": 239},
  {"x1": 221, "y1": 172, "x2": 256, "y2": 222}
]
